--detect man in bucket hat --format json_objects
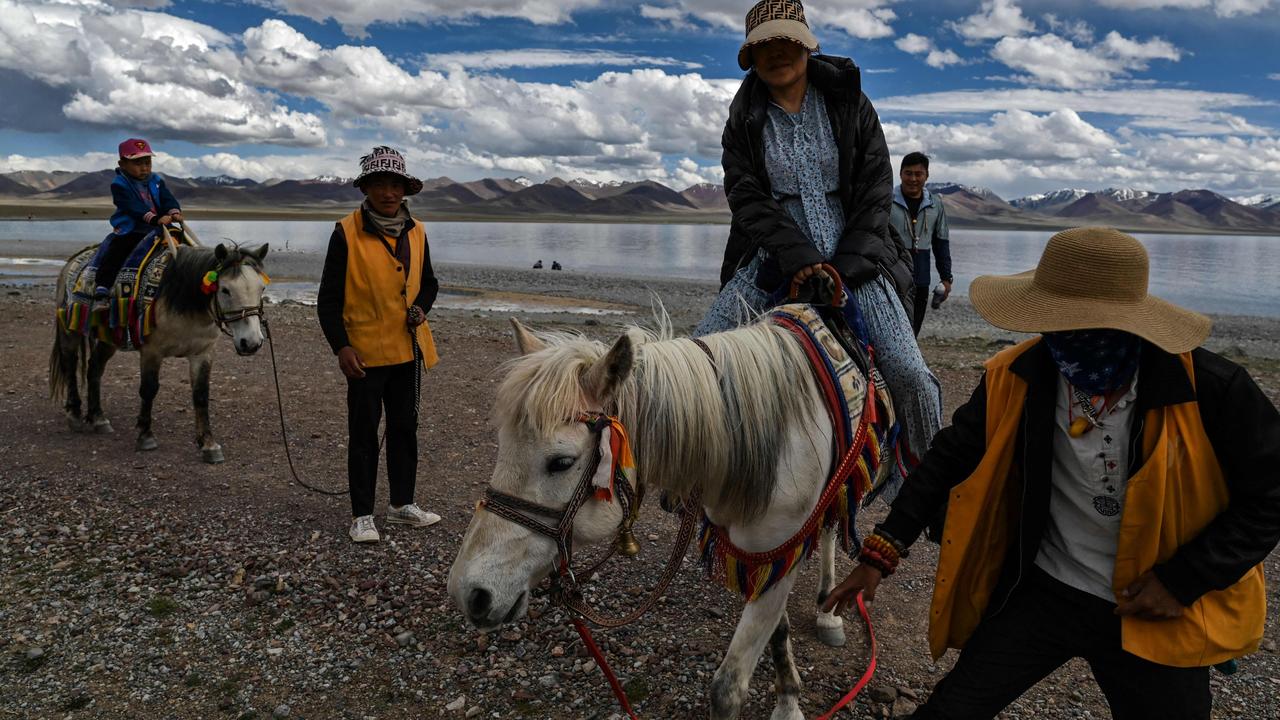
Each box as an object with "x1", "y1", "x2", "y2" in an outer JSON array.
[
  {"x1": 822, "y1": 227, "x2": 1280, "y2": 719},
  {"x1": 318, "y1": 146, "x2": 440, "y2": 544}
]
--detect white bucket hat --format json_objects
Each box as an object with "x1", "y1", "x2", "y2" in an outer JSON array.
[{"x1": 352, "y1": 145, "x2": 423, "y2": 196}]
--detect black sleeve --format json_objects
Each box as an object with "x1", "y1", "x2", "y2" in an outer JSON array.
[
  {"x1": 413, "y1": 231, "x2": 439, "y2": 313},
  {"x1": 838, "y1": 93, "x2": 893, "y2": 266},
  {"x1": 1152, "y1": 356, "x2": 1280, "y2": 606},
  {"x1": 721, "y1": 118, "x2": 823, "y2": 279},
  {"x1": 933, "y1": 201, "x2": 953, "y2": 283},
  {"x1": 316, "y1": 224, "x2": 350, "y2": 355},
  {"x1": 879, "y1": 374, "x2": 990, "y2": 548}
]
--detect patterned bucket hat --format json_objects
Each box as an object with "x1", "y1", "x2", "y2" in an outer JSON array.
[
  {"x1": 738, "y1": 0, "x2": 820, "y2": 71},
  {"x1": 352, "y1": 145, "x2": 424, "y2": 196}
]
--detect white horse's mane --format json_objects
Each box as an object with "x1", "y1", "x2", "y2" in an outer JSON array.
[{"x1": 493, "y1": 317, "x2": 820, "y2": 524}]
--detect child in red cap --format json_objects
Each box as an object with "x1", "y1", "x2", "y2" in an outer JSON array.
[{"x1": 89, "y1": 138, "x2": 183, "y2": 299}]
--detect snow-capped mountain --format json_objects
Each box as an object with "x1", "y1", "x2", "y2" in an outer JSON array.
[
  {"x1": 926, "y1": 182, "x2": 1002, "y2": 202},
  {"x1": 1101, "y1": 187, "x2": 1152, "y2": 204},
  {"x1": 512, "y1": 176, "x2": 534, "y2": 187},
  {"x1": 1235, "y1": 193, "x2": 1280, "y2": 210},
  {"x1": 1009, "y1": 189, "x2": 1089, "y2": 211}
]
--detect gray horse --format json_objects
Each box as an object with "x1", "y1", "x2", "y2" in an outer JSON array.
[{"x1": 49, "y1": 243, "x2": 269, "y2": 463}]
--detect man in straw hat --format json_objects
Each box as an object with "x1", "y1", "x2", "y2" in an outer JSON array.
[
  {"x1": 822, "y1": 227, "x2": 1280, "y2": 718},
  {"x1": 318, "y1": 146, "x2": 442, "y2": 544}
]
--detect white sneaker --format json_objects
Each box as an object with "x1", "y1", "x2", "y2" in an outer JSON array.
[
  {"x1": 386, "y1": 503, "x2": 441, "y2": 527},
  {"x1": 349, "y1": 515, "x2": 380, "y2": 543}
]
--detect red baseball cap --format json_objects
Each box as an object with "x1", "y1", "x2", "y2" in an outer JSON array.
[{"x1": 118, "y1": 138, "x2": 154, "y2": 160}]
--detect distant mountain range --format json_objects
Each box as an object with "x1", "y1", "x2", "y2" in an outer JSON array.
[{"x1": 2, "y1": 169, "x2": 1277, "y2": 233}]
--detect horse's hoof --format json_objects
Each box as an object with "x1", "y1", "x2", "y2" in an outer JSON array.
[
  {"x1": 92, "y1": 418, "x2": 114, "y2": 435},
  {"x1": 137, "y1": 435, "x2": 158, "y2": 452},
  {"x1": 202, "y1": 446, "x2": 225, "y2": 464},
  {"x1": 67, "y1": 416, "x2": 85, "y2": 433},
  {"x1": 815, "y1": 624, "x2": 847, "y2": 647}
]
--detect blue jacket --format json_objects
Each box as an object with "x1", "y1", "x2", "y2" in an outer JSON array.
[
  {"x1": 109, "y1": 170, "x2": 180, "y2": 236},
  {"x1": 889, "y1": 185, "x2": 951, "y2": 287}
]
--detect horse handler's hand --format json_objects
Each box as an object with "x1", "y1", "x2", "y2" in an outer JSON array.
[
  {"x1": 821, "y1": 563, "x2": 884, "y2": 616},
  {"x1": 1115, "y1": 571, "x2": 1184, "y2": 620},
  {"x1": 406, "y1": 305, "x2": 426, "y2": 328},
  {"x1": 338, "y1": 346, "x2": 366, "y2": 379}
]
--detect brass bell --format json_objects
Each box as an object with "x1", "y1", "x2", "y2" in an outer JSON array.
[{"x1": 616, "y1": 527, "x2": 641, "y2": 557}]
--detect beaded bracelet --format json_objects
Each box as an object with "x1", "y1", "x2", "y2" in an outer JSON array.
[
  {"x1": 858, "y1": 533, "x2": 902, "y2": 577},
  {"x1": 871, "y1": 525, "x2": 910, "y2": 558}
]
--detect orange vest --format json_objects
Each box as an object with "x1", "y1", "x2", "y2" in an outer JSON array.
[
  {"x1": 929, "y1": 338, "x2": 1265, "y2": 667},
  {"x1": 339, "y1": 210, "x2": 439, "y2": 369}
]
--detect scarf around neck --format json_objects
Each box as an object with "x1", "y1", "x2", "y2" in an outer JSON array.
[
  {"x1": 363, "y1": 200, "x2": 410, "y2": 239},
  {"x1": 1042, "y1": 329, "x2": 1143, "y2": 396}
]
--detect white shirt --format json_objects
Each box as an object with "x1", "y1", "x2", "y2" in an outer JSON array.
[{"x1": 1034, "y1": 371, "x2": 1140, "y2": 601}]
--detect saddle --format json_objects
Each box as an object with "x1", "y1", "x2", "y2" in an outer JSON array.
[{"x1": 60, "y1": 228, "x2": 190, "y2": 349}]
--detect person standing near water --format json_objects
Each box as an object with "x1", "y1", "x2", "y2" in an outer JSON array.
[
  {"x1": 317, "y1": 146, "x2": 442, "y2": 544},
  {"x1": 889, "y1": 152, "x2": 952, "y2": 337},
  {"x1": 698, "y1": 0, "x2": 941, "y2": 499}
]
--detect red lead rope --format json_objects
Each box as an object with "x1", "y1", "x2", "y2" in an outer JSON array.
[{"x1": 572, "y1": 591, "x2": 878, "y2": 720}]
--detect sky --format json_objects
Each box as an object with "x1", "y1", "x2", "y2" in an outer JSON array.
[{"x1": 0, "y1": 0, "x2": 1277, "y2": 200}]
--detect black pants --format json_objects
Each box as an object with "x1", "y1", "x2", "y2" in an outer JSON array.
[
  {"x1": 911, "y1": 284, "x2": 929, "y2": 337},
  {"x1": 913, "y1": 567, "x2": 1210, "y2": 720},
  {"x1": 347, "y1": 361, "x2": 418, "y2": 517},
  {"x1": 93, "y1": 231, "x2": 147, "y2": 290}
]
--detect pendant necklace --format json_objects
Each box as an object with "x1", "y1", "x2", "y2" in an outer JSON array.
[{"x1": 1068, "y1": 387, "x2": 1107, "y2": 438}]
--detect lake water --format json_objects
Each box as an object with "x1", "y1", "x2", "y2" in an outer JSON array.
[{"x1": 1, "y1": 219, "x2": 1276, "y2": 317}]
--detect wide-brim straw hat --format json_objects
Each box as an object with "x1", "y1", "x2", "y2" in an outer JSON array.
[
  {"x1": 352, "y1": 145, "x2": 424, "y2": 196},
  {"x1": 738, "y1": 0, "x2": 820, "y2": 71},
  {"x1": 969, "y1": 227, "x2": 1211, "y2": 354}
]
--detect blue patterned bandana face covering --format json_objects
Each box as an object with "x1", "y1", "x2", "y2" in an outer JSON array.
[{"x1": 1042, "y1": 329, "x2": 1143, "y2": 396}]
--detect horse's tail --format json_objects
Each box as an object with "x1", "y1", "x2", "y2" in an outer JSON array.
[{"x1": 48, "y1": 324, "x2": 88, "y2": 404}]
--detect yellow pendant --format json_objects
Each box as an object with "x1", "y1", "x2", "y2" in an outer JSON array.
[{"x1": 1069, "y1": 417, "x2": 1092, "y2": 438}]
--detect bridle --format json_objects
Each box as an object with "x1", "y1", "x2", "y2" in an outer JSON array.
[
  {"x1": 209, "y1": 263, "x2": 267, "y2": 337},
  {"x1": 479, "y1": 411, "x2": 700, "y2": 628}
]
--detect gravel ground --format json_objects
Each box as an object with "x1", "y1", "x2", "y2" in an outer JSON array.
[{"x1": 1, "y1": 265, "x2": 1278, "y2": 720}]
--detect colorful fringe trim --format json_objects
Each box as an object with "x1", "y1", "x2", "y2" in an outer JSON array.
[{"x1": 697, "y1": 306, "x2": 891, "y2": 603}]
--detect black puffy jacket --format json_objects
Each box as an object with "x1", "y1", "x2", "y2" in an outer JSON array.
[{"x1": 718, "y1": 54, "x2": 912, "y2": 306}]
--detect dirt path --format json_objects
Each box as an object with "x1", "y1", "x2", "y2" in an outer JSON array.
[{"x1": 1, "y1": 285, "x2": 1277, "y2": 719}]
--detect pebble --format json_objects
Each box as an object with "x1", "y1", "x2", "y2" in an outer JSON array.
[
  {"x1": 446, "y1": 696, "x2": 466, "y2": 712},
  {"x1": 395, "y1": 631, "x2": 415, "y2": 648},
  {"x1": 272, "y1": 704, "x2": 290, "y2": 719},
  {"x1": 25, "y1": 647, "x2": 45, "y2": 661},
  {"x1": 465, "y1": 707, "x2": 482, "y2": 719}
]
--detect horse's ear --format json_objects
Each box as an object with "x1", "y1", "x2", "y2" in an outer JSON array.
[
  {"x1": 583, "y1": 334, "x2": 633, "y2": 405},
  {"x1": 511, "y1": 318, "x2": 546, "y2": 355},
  {"x1": 215, "y1": 243, "x2": 228, "y2": 261},
  {"x1": 249, "y1": 244, "x2": 269, "y2": 261}
]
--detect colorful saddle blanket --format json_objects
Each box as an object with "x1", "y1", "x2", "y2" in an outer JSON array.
[
  {"x1": 59, "y1": 232, "x2": 175, "y2": 350},
  {"x1": 697, "y1": 303, "x2": 897, "y2": 602}
]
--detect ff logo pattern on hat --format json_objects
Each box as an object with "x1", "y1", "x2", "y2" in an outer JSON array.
[
  {"x1": 353, "y1": 145, "x2": 423, "y2": 196},
  {"x1": 745, "y1": 0, "x2": 808, "y2": 35}
]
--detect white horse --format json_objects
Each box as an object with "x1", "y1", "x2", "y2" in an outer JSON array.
[
  {"x1": 49, "y1": 242, "x2": 269, "y2": 463},
  {"x1": 449, "y1": 317, "x2": 862, "y2": 720}
]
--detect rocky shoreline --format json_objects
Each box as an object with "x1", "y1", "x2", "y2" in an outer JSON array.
[{"x1": 0, "y1": 268, "x2": 1277, "y2": 719}]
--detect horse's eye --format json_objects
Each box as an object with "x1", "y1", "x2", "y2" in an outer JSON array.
[
  {"x1": 545, "y1": 456, "x2": 577, "y2": 474},
  {"x1": 220, "y1": 287, "x2": 230, "y2": 295}
]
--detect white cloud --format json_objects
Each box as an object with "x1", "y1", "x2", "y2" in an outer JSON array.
[
  {"x1": 1095, "y1": 0, "x2": 1274, "y2": 17},
  {"x1": 884, "y1": 109, "x2": 1118, "y2": 163},
  {"x1": 423, "y1": 49, "x2": 703, "y2": 71},
  {"x1": 265, "y1": 0, "x2": 605, "y2": 37},
  {"x1": 950, "y1": 0, "x2": 1036, "y2": 42},
  {"x1": 894, "y1": 33, "x2": 963, "y2": 68},
  {"x1": 1267, "y1": 73, "x2": 1280, "y2": 81},
  {"x1": 0, "y1": 1, "x2": 325, "y2": 146},
  {"x1": 990, "y1": 32, "x2": 1182, "y2": 88},
  {"x1": 1042, "y1": 14, "x2": 1094, "y2": 44}
]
